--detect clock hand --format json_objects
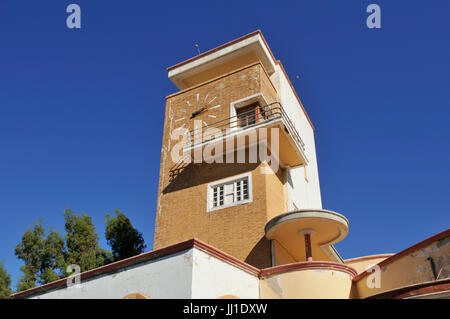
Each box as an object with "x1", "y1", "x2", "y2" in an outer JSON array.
[{"x1": 190, "y1": 106, "x2": 207, "y2": 118}]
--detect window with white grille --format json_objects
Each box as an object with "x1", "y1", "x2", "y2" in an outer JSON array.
[
  {"x1": 208, "y1": 174, "x2": 252, "y2": 212},
  {"x1": 212, "y1": 185, "x2": 224, "y2": 208}
]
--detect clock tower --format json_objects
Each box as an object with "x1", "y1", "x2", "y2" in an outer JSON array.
[{"x1": 154, "y1": 31, "x2": 347, "y2": 269}]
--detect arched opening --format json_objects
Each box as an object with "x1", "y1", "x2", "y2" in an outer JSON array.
[
  {"x1": 122, "y1": 292, "x2": 150, "y2": 299},
  {"x1": 217, "y1": 294, "x2": 240, "y2": 299}
]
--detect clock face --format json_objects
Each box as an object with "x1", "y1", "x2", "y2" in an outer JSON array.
[{"x1": 174, "y1": 93, "x2": 221, "y2": 128}]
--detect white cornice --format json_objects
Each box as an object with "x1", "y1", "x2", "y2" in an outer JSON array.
[{"x1": 168, "y1": 33, "x2": 277, "y2": 90}]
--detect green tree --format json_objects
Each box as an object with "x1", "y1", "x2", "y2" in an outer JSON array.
[
  {"x1": 105, "y1": 209, "x2": 146, "y2": 261},
  {"x1": 63, "y1": 208, "x2": 112, "y2": 273},
  {"x1": 0, "y1": 262, "x2": 12, "y2": 299},
  {"x1": 14, "y1": 220, "x2": 65, "y2": 291},
  {"x1": 16, "y1": 264, "x2": 36, "y2": 292}
]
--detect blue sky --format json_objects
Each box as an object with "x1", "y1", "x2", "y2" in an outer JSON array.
[{"x1": 0, "y1": 1, "x2": 449, "y2": 289}]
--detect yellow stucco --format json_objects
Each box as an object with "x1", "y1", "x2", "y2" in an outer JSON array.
[
  {"x1": 353, "y1": 236, "x2": 450, "y2": 298},
  {"x1": 260, "y1": 268, "x2": 353, "y2": 299},
  {"x1": 345, "y1": 254, "x2": 393, "y2": 274}
]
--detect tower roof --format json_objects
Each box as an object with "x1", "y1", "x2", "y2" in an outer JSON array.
[{"x1": 167, "y1": 30, "x2": 277, "y2": 90}]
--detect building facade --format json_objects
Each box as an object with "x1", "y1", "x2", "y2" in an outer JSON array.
[
  {"x1": 13, "y1": 31, "x2": 450, "y2": 299},
  {"x1": 154, "y1": 30, "x2": 334, "y2": 269}
]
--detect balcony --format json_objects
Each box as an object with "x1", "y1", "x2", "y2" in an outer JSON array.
[
  {"x1": 265, "y1": 209, "x2": 349, "y2": 263},
  {"x1": 182, "y1": 102, "x2": 308, "y2": 167},
  {"x1": 260, "y1": 260, "x2": 356, "y2": 298}
]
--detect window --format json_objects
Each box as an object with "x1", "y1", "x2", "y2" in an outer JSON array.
[
  {"x1": 229, "y1": 93, "x2": 269, "y2": 130},
  {"x1": 235, "y1": 178, "x2": 249, "y2": 201},
  {"x1": 208, "y1": 173, "x2": 252, "y2": 212},
  {"x1": 236, "y1": 102, "x2": 262, "y2": 128},
  {"x1": 212, "y1": 185, "x2": 224, "y2": 208}
]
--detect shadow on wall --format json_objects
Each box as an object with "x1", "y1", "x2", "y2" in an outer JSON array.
[
  {"x1": 164, "y1": 161, "x2": 260, "y2": 194},
  {"x1": 245, "y1": 236, "x2": 272, "y2": 269}
]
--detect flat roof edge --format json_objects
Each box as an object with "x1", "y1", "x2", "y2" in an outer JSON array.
[
  {"x1": 167, "y1": 30, "x2": 264, "y2": 72},
  {"x1": 12, "y1": 238, "x2": 260, "y2": 299}
]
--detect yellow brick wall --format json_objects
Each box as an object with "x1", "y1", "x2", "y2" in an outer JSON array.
[
  {"x1": 154, "y1": 63, "x2": 284, "y2": 269},
  {"x1": 264, "y1": 163, "x2": 287, "y2": 221}
]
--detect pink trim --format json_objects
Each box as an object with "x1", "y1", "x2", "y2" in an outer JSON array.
[
  {"x1": 13, "y1": 229, "x2": 448, "y2": 298},
  {"x1": 12, "y1": 238, "x2": 259, "y2": 299},
  {"x1": 12, "y1": 237, "x2": 358, "y2": 299},
  {"x1": 260, "y1": 261, "x2": 358, "y2": 278},
  {"x1": 192, "y1": 240, "x2": 260, "y2": 276},
  {"x1": 353, "y1": 228, "x2": 450, "y2": 282},
  {"x1": 366, "y1": 278, "x2": 450, "y2": 299}
]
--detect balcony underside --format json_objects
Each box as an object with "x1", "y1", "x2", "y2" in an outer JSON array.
[{"x1": 265, "y1": 209, "x2": 349, "y2": 263}]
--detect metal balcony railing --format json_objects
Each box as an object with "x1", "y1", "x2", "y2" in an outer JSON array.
[{"x1": 186, "y1": 101, "x2": 306, "y2": 154}]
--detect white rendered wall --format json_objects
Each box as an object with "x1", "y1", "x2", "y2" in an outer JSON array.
[
  {"x1": 191, "y1": 249, "x2": 260, "y2": 299},
  {"x1": 26, "y1": 247, "x2": 260, "y2": 299},
  {"x1": 270, "y1": 65, "x2": 323, "y2": 210},
  {"x1": 29, "y1": 249, "x2": 194, "y2": 299}
]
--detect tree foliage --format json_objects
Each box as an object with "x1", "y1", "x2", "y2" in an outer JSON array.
[
  {"x1": 105, "y1": 209, "x2": 146, "y2": 261},
  {"x1": 13, "y1": 208, "x2": 142, "y2": 292},
  {"x1": 14, "y1": 220, "x2": 65, "y2": 291},
  {"x1": 0, "y1": 262, "x2": 12, "y2": 299},
  {"x1": 63, "y1": 208, "x2": 112, "y2": 273}
]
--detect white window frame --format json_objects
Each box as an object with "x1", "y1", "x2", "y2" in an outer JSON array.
[{"x1": 207, "y1": 172, "x2": 253, "y2": 212}]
